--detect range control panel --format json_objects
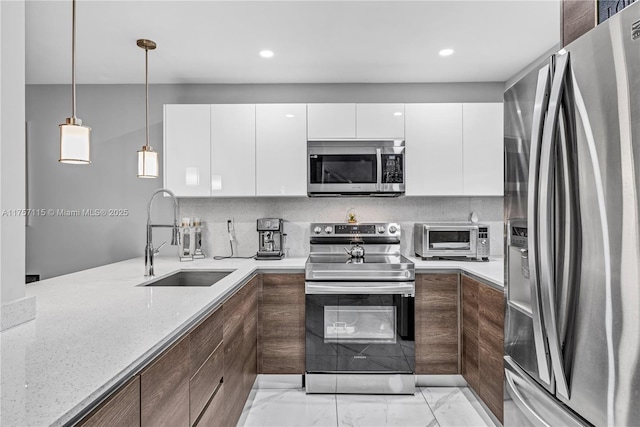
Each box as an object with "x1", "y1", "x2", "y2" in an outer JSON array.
[{"x1": 310, "y1": 222, "x2": 400, "y2": 238}]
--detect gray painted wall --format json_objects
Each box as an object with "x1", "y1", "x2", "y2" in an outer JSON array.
[{"x1": 26, "y1": 82, "x2": 504, "y2": 279}]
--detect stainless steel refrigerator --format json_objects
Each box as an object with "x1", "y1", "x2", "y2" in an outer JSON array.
[{"x1": 503, "y1": 2, "x2": 640, "y2": 426}]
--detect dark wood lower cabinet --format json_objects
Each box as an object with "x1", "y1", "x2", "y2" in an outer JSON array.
[
  {"x1": 78, "y1": 376, "x2": 141, "y2": 427},
  {"x1": 223, "y1": 275, "x2": 258, "y2": 427},
  {"x1": 462, "y1": 275, "x2": 504, "y2": 424},
  {"x1": 415, "y1": 274, "x2": 460, "y2": 374},
  {"x1": 462, "y1": 276, "x2": 480, "y2": 391},
  {"x1": 141, "y1": 337, "x2": 190, "y2": 427},
  {"x1": 258, "y1": 274, "x2": 305, "y2": 374},
  {"x1": 479, "y1": 284, "x2": 505, "y2": 424}
]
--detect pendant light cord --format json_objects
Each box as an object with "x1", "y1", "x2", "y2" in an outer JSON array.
[
  {"x1": 145, "y1": 46, "x2": 150, "y2": 149},
  {"x1": 71, "y1": 0, "x2": 77, "y2": 120}
]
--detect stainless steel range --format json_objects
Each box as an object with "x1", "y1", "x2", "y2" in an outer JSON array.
[{"x1": 304, "y1": 222, "x2": 415, "y2": 394}]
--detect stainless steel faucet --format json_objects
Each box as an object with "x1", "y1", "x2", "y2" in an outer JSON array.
[{"x1": 145, "y1": 188, "x2": 180, "y2": 276}]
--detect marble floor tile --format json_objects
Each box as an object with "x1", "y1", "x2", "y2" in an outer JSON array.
[
  {"x1": 336, "y1": 393, "x2": 439, "y2": 427},
  {"x1": 420, "y1": 387, "x2": 497, "y2": 427},
  {"x1": 240, "y1": 388, "x2": 338, "y2": 427}
]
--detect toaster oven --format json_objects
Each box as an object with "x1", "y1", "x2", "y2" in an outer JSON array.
[{"x1": 414, "y1": 223, "x2": 490, "y2": 261}]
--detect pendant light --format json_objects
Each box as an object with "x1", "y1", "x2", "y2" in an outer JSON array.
[
  {"x1": 59, "y1": 0, "x2": 91, "y2": 164},
  {"x1": 137, "y1": 39, "x2": 158, "y2": 178}
]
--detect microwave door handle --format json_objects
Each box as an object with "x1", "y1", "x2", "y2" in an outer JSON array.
[
  {"x1": 526, "y1": 63, "x2": 553, "y2": 387},
  {"x1": 376, "y1": 148, "x2": 382, "y2": 191}
]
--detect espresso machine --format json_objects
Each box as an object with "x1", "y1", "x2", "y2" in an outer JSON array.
[{"x1": 256, "y1": 218, "x2": 285, "y2": 260}]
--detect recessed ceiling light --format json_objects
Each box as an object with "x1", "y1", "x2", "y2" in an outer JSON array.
[
  {"x1": 260, "y1": 50, "x2": 274, "y2": 58},
  {"x1": 285, "y1": 114, "x2": 295, "y2": 118},
  {"x1": 439, "y1": 48, "x2": 455, "y2": 57},
  {"x1": 393, "y1": 112, "x2": 403, "y2": 116}
]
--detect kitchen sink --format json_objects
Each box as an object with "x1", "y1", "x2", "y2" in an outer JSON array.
[{"x1": 141, "y1": 270, "x2": 234, "y2": 287}]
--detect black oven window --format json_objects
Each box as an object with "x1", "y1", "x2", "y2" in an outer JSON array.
[
  {"x1": 324, "y1": 306, "x2": 397, "y2": 344},
  {"x1": 309, "y1": 155, "x2": 377, "y2": 184},
  {"x1": 429, "y1": 231, "x2": 471, "y2": 250}
]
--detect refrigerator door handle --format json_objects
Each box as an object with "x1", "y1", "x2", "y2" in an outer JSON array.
[
  {"x1": 539, "y1": 52, "x2": 571, "y2": 400},
  {"x1": 505, "y1": 367, "x2": 552, "y2": 427},
  {"x1": 555, "y1": 59, "x2": 582, "y2": 395},
  {"x1": 526, "y1": 63, "x2": 553, "y2": 387}
]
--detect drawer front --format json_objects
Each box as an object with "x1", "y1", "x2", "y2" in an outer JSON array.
[
  {"x1": 190, "y1": 308, "x2": 223, "y2": 378},
  {"x1": 190, "y1": 343, "x2": 224, "y2": 425},
  {"x1": 194, "y1": 383, "x2": 225, "y2": 427}
]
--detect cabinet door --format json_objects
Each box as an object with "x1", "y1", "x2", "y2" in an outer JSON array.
[
  {"x1": 479, "y1": 284, "x2": 505, "y2": 424},
  {"x1": 307, "y1": 103, "x2": 356, "y2": 139},
  {"x1": 78, "y1": 377, "x2": 140, "y2": 427},
  {"x1": 211, "y1": 104, "x2": 256, "y2": 196},
  {"x1": 356, "y1": 103, "x2": 405, "y2": 139},
  {"x1": 258, "y1": 274, "x2": 305, "y2": 374},
  {"x1": 141, "y1": 337, "x2": 190, "y2": 427},
  {"x1": 256, "y1": 104, "x2": 307, "y2": 196},
  {"x1": 405, "y1": 104, "x2": 463, "y2": 195},
  {"x1": 164, "y1": 105, "x2": 211, "y2": 196},
  {"x1": 462, "y1": 103, "x2": 504, "y2": 195},
  {"x1": 189, "y1": 308, "x2": 224, "y2": 426},
  {"x1": 461, "y1": 276, "x2": 480, "y2": 393},
  {"x1": 415, "y1": 274, "x2": 460, "y2": 374},
  {"x1": 222, "y1": 276, "x2": 258, "y2": 427}
]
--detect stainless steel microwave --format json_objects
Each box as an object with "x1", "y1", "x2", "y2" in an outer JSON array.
[
  {"x1": 307, "y1": 140, "x2": 405, "y2": 196},
  {"x1": 414, "y1": 223, "x2": 490, "y2": 261}
]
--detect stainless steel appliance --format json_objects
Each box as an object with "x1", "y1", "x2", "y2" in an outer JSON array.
[
  {"x1": 414, "y1": 223, "x2": 490, "y2": 261},
  {"x1": 256, "y1": 218, "x2": 284, "y2": 260},
  {"x1": 504, "y1": 3, "x2": 640, "y2": 425},
  {"x1": 305, "y1": 222, "x2": 415, "y2": 394},
  {"x1": 307, "y1": 140, "x2": 405, "y2": 196}
]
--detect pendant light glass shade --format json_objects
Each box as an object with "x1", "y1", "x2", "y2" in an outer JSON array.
[
  {"x1": 137, "y1": 146, "x2": 159, "y2": 178},
  {"x1": 59, "y1": 0, "x2": 90, "y2": 164},
  {"x1": 59, "y1": 119, "x2": 91, "y2": 164},
  {"x1": 137, "y1": 39, "x2": 158, "y2": 178}
]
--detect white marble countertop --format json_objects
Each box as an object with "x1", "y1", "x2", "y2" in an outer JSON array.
[{"x1": 0, "y1": 255, "x2": 503, "y2": 427}]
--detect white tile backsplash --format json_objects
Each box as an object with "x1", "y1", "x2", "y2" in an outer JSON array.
[{"x1": 179, "y1": 196, "x2": 504, "y2": 259}]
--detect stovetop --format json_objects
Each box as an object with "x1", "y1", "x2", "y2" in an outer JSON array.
[{"x1": 305, "y1": 253, "x2": 414, "y2": 282}]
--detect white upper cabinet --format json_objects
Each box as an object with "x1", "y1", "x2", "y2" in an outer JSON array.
[
  {"x1": 462, "y1": 103, "x2": 504, "y2": 196},
  {"x1": 307, "y1": 103, "x2": 356, "y2": 139},
  {"x1": 256, "y1": 104, "x2": 307, "y2": 196},
  {"x1": 405, "y1": 104, "x2": 463, "y2": 195},
  {"x1": 356, "y1": 103, "x2": 405, "y2": 139},
  {"x1": 210, "y1": 104, "x2": 256, "y2": 197},
  {"x1": 164, "y1": 104, "x2": 211, "y2": 197}
]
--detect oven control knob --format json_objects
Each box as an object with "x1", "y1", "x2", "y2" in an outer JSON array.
[
  {"x1": 389, "y1": 225, "x2": 398, "y2": 234},
  {"x1": 481, "y1": 239, "x2": 487, "y2": 245},
  {"x1": 313, "y1": 226, "x2": 322, "y2": 234},
  {"x1": 324, "y1": 226, "x2": 333, "y2": 234},
  {"x1": 377, "y1": 225, "x2": 386, "y2": 234}
]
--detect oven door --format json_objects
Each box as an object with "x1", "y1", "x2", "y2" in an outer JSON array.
[
  {"x1": 425, "y1": 227, "x2": 478, "y2": 258},
  {"x1": 305, "y1": 288, "x2": 415, "y2": 375}
]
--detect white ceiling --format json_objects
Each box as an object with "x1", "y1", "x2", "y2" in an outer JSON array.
[{"x1": 26, "y1": 0, "x2": 560, "y2": 85}]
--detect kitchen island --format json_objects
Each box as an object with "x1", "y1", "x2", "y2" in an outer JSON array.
[{"x1": 0, "y1": 256, "x2": 503, "y2": 427}]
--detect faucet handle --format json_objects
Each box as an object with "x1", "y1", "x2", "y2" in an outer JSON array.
[{"x1": 153, "y1": 241, "x2": 167, "y2": 255}]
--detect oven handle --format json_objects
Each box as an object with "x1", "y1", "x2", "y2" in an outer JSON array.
[
  {"x1": 308, "y1": 270, "x2": 414, "y2": 280},
  {"x1": 305, "y1": 281, "x2": 415, "y2": 295}
]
